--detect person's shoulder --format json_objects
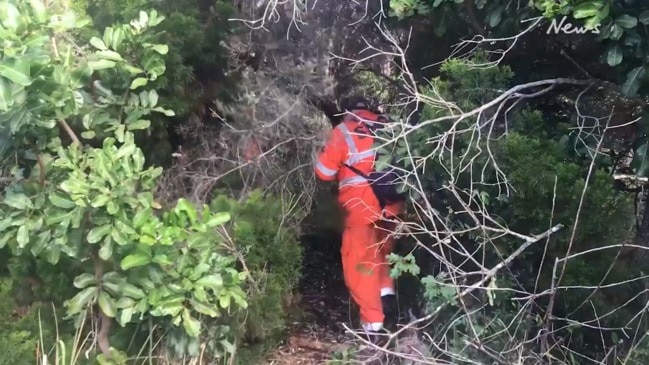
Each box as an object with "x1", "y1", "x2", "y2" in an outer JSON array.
[
  {"x1": 355, "y1": 110, "x2": 379, "y2": 121},
  {"x1": 335, "y1": 119, "x2": 358, "y2": 131}
]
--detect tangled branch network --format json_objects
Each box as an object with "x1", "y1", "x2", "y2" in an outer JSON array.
[
  {"x1": 227, "y1": 2, "x2": 649, "y2": 363},
  {"x1": 331, "y1": 23, "x2": 647, "y2": 365},
  {"x1": 155, "y1": 66, "x2": 330, "y2": 232}
]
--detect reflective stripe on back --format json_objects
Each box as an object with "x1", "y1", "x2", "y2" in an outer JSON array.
[
  {"x1": 337, "y1": 122, "x2": 375, "y2": 167},
  {"x1": 344, "y1": 149, "x2": 375, "y2": 165},
  {"x1": 336, "y1": 123, "x2": 358, "y2": 154}
]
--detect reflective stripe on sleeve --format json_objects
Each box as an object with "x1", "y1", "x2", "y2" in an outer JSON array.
[
  {"x1": 315, "y1": 161, "x2": 337, "y2": 177},
  {"x1": 338, "y1": 123, "x2": 377, "y2": 166}
]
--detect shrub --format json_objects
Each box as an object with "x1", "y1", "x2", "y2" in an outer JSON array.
[{"x1": 211, "y1": 190, "x2": 304, "y2": 360}]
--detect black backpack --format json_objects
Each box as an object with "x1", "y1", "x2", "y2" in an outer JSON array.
[{"x1": 343, "y1": 162, "x2": 405, "y2": 210}]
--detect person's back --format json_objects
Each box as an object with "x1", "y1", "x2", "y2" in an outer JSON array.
[{"x1": 315, "y1": 109, "x2": 383, "y2": 225}]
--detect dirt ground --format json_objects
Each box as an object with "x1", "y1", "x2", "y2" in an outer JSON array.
[
  {"x1": 261, "y1": 229, "x2": 426, "y2": 365},
  {"x1": 263, "y1": 231, "x2": 357, "y2": 364}
]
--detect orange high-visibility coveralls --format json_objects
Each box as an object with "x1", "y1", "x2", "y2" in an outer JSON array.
[{"x1": 314, "y1": 110, "x2": 404, "y2": 331}]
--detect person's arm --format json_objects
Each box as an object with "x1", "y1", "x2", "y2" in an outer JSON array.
[{"x1": 314, "y1": 127, "x2": 347, "y2": 181}]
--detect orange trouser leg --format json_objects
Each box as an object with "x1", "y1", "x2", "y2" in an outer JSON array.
[
  {"x1": 341, "y1": 224, "x2": 384, "y2": 328},
  {"x1": 377, "y1": 220, "x2": 397, "y2": 295}
]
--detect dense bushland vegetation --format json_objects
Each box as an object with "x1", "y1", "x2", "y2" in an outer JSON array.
[{"x1": 3, "y1": 0, "x2": 649, "y2": 364}]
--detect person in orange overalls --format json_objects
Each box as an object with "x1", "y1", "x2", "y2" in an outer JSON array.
[{"x1": 314, "y1": 96, "x2": 405, "y2": 335}]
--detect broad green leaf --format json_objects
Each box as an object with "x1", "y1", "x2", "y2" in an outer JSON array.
[
  {"x1": 153, "y1": 254, "x2": 173, "y2": 265},
  {"x1": 205, "y1": 212, "x2": 231, "y2": 227},
  {"x1": 28, "y1": 0, "x2": 47, "y2": 23},
  {"x1": 17, "y1": 225, "x2": 29, "y2": 247},
  {"x1": 89, "y1": 37, "x2": 107, "y2": 50},
  {"x1": 186, "y1": 232, "x2": 210, "y2": 249},
  {"x1": 111, "y1": 28, "x2": 125, "y2": 50},
  {"x1": 152, "y1": 106, "x2": 175, "y2": 116},
  {"x1": 139, "y1": 10, "x2": 149, "y2": 26},
  {"x1": 98, "y1": 291, "x2": 117, "y2": 318},
  {"x1": 148, "y1": 10, "x2": 165, "y2": 26},
  {"x1": 148, "y1": 89, "x2": 159, "y2": 107},
  {"x1": 0, "y1": 232, "x2": 12, "y2": 249},
  {"x1": 606, "y1": 45, "x2": 623, "y2": 66},
  {"x1": 127, "y1": 119, "x2": 151, "y2": 130},
  {"x1": 110, "y1": 228, "x2": 128, "y2": 245},
  {"x1": 124, "y1": 65, "x2": 144, "y2": 76},
  {"x1": 140, "y1": 234, "x2": 158, "y2": 246},
  {"x1": 116, "y1": 297, "x2": 136, "y2": 309},
  {"x1": 114, "y1": 219, "x2": 136, "y2": 236},
  {"x1": 230, "y1": 288, "x2": 248, "y2": 308},
  {"x1": 81, "y1": 130, "x2": 95, "y2": 139},
  {"x1": 615, "y1": 14, "x2": 637, "y2": 29},
  {"x1": 191, "y1": 301, "x2": 218, "y2": 317},
  {"x1": 4, "y1": 192, "x2": 33, "y2": 209},
  {"x1": 144, "y1": 57, "x2": 165, "y2": 79},
  {"x1": 65, "y1": 286, "x2": 97, "y2": 316},
  {"x1": 91, "y1": 195, "x2": 111, "y2": 208},
  {"x1": 0, "y1": 218, "x2": 12, "y2": 231},
  {"x1": 117, "y1": 306, "x2": 135, "y2": 326},
  {"x1": 150, "y1": 44, "x2": 168, "y2": 55},
  {"x1": 73, "y1": 273, "x2": 97, "y2": 289},
  {"x1": 120, "y1": 283, "x2": 146, "y2": 299},
  {"x1": 573, "y1": 1, "x2": 602, "y2": 19},
  {"x1": 87, "y1": 224, "x2": 112, "y2": 244},
  {"x1": 0, "y1": 58, "x2": 32, "y2": 86},
  {"x1": 130, "y1": 77, "x2": 148, "y2": 89},
  {"x1": 106, "y1": 201, "x2": 119, "y2": 215},
  {"x1": 220, "y1": 339, "x2": 236, "y2": 355},
  {"x1": 188, "y1": 263, "x2": 211, "y2": 281},
  {"x1": 639, "y1": 10, "x2": 649, "y2": 25},
  {"x1": 96, "y1": 50, "x2": 124, "y2": 62},
  {"x1": 621, "y1": 66, "x2": 646, "y2": 97},
  {"x1": 135, "y1": 211, "x2": 155, "y2": 232},
  {"x1": 98, "y1": 238, "x2": 113, "y2": 260},
  {"x1": 609, "y1": 24, "x2": 624, "y2": 40},
  {"x1": 487, "y1": 7, "x2": 502, "y2": 28},
  {"x1": 218, "y1": 293, "x2": 231, "y2": 308},
  {"x1": 0, "y1": 3, "x2": 22, "y2": 31},
  {"x1": 0, "y1": 77, "x2": 12, "y2": 110},
  {"x1": 182, "y1": 309, "x2": 201, "y2": 337},
  {"x1": 102, "y1": 27, "x2": 114, "y2": 49},
  {"x1": 175, "y1": 198, "x2": 198, "y2": 224},
  {"x1": 195, "y1": 274, "x2": 223, "y2": 289},
  {"x1": 88, "y1": 59, "x2": 117, "y2": 70},
  {"x1": 120, "y1": 253, "x2": 151, "y2": 270},
  {"x1": 46, "y1": 245, "x2": 61, "y2": 264},
  {"x1": 30, "y1": 230, "x2": 51, "y2": 256},
  {"x1": 115, "y1": 143, "x2": 136, "y2": 159},
  {"x1": 48, "y1": 192, "x2": 76, "y2": 208}
]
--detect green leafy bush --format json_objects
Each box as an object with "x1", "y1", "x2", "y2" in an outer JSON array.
[
  {"x1": 210, "y1": 190, "x2": 303, "y2": 359},
  {"x1": 0, "y1": 4, "x2": 248, "y2": 363},
  {"x1": 0, "y1": 278, "x2": 78, "y2": 365}
]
